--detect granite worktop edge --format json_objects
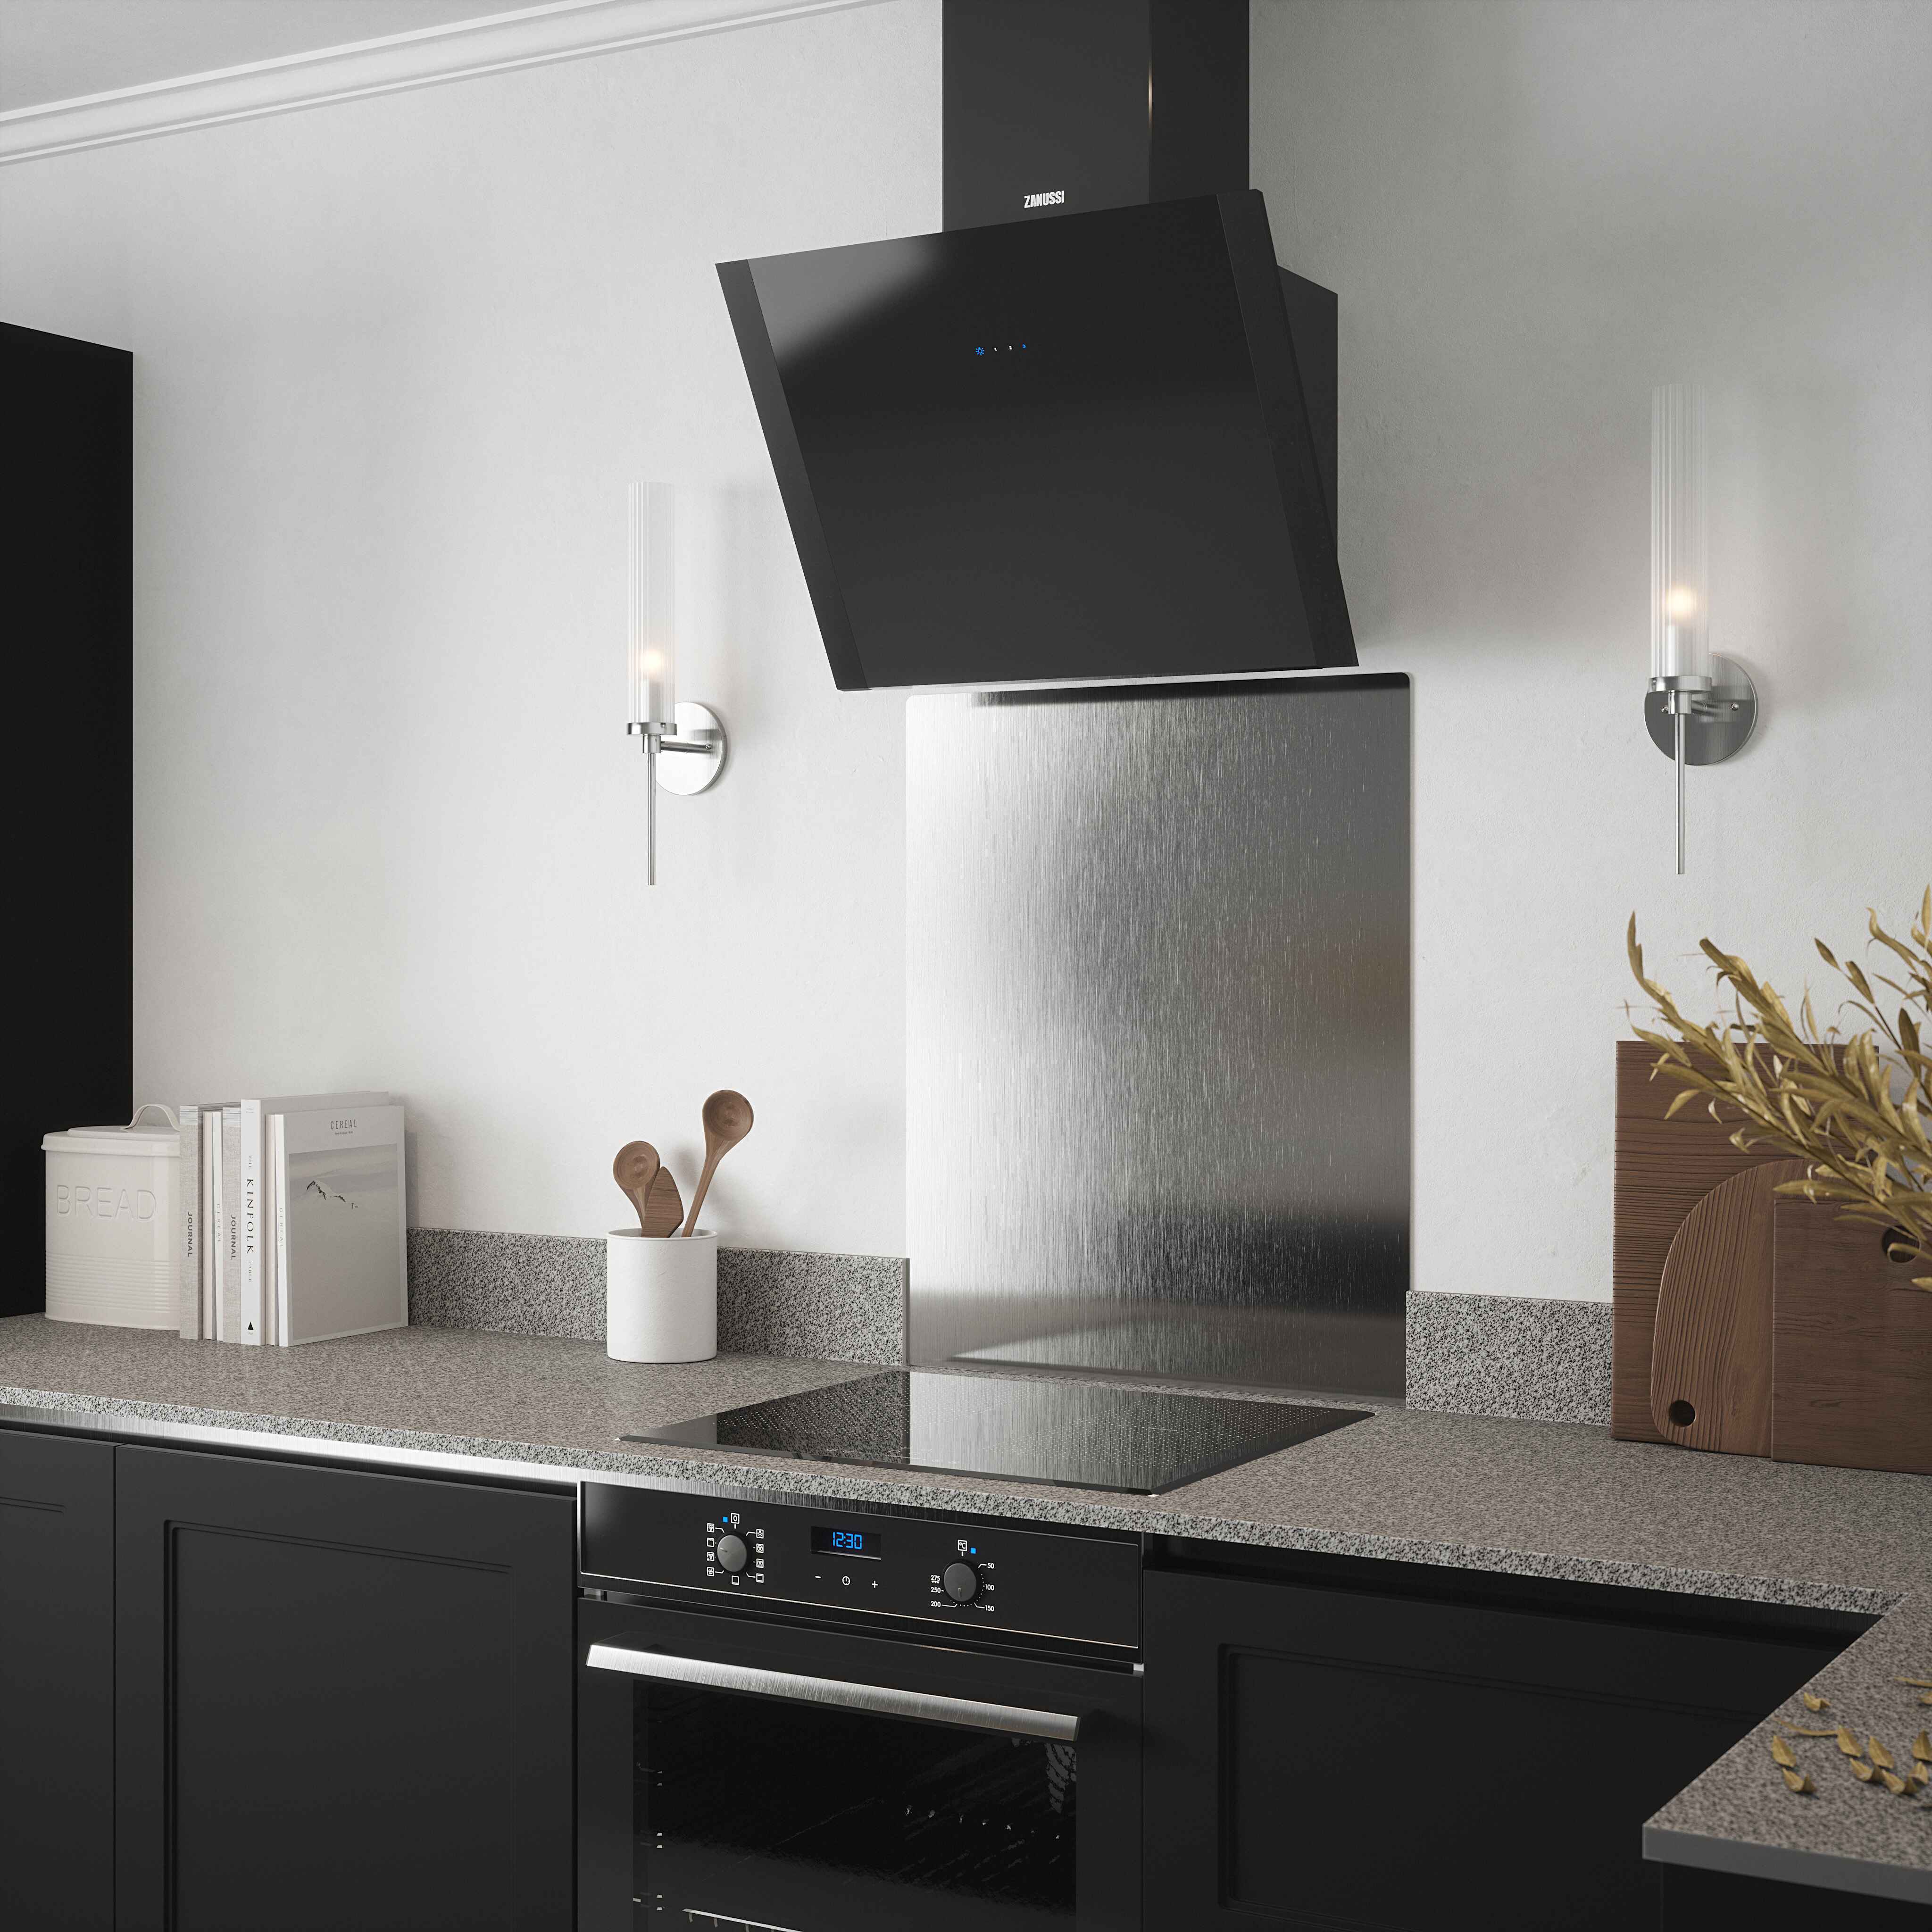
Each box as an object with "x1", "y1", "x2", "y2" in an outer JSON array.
[
  {"x1": 0, "y1": 1379, "x2": 1905, "y2": 1617},
  {"x1": 1644, "y1": 1821, "x2": 1932, "y2": 1907}
]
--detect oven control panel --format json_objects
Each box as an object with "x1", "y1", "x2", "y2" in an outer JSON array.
[{"x1": 582, "y1": 1484, "x2": 1140, "y2": 1649}]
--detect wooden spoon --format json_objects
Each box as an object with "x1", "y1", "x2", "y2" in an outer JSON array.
[
  {"x1": 681, "y1": 1090, "x2": 753, "y2": 1236},
  {"x1": 612, "y1": 1141, "x2": 661, "y2": 1235}
]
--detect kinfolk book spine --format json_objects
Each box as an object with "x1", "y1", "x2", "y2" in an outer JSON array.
[{"x1": 235, "y1": 1099, "x2": 265, "y2": 1345}]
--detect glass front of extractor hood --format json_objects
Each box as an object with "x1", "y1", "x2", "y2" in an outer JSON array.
[{"x1": 717, "y1": 190, "x2": 1354, "y2": 691}]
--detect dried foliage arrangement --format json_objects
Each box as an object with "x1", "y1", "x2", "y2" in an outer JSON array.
[{"x1": 1627, "y1": 891, "x2": 1932, "y2": 1291}]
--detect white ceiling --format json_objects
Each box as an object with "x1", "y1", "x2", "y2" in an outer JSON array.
[{"x1": 0, "y1": 0, "x2": 535, "y2": 112}]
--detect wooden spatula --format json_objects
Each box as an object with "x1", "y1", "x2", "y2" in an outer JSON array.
[
  {"x1": 641, "y1": 1166, "x2": 683, "y2": 1238},
  {"x1": 1650, "y1": 1159, "x2": 1809, "y2": 1454}
]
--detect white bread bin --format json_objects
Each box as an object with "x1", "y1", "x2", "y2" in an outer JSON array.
[{"x1": 43, "y1": 1106, "x2": 179, "y2": 1328}]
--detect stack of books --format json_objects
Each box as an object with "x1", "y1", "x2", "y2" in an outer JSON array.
[{"x1": 171, "y1": 1092, "x2": 407, "y2": 1346}]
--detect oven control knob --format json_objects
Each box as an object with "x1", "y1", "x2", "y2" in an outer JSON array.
[
  {"x1": 941, "y1": 1562, "x2": 980, "y2": 1604},
  {"x1": 716, "y1": 1534, "x2": 749, "y2": 1574}
]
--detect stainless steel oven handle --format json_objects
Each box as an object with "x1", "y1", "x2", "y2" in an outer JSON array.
[{"x1": 583, "y1": 1642, "x2": 1082, "y2": 1743}]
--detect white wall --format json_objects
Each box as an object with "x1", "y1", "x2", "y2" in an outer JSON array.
[
  {"x1": 0, "y1": 1, "x2": 939, "y2": 1254},
  {"x1": 1252, "y1": 0, "x2": 1932, "y2": 1299},
  {"x1": 2, "y1": 0, "x2": 1927, "y2": 1293}
]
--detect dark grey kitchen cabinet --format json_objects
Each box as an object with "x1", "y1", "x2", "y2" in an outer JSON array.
[
  {"x1": 113, "y1": 1443, "x2": 575, "y2": 1932},
  {"x1": 0, "y1": 1427, "x2": 116, "y2": 1931},
  {"x1": 1142, "y1": 1549, "x2": 1862, "y2": 1932}
]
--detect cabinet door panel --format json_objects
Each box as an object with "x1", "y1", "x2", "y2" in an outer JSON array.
[
  {"x1": 1145, "y1": 1570, "x2": 1847, "y2": 1932},
  {"x1": 0, "y1": 1427, "x2": 115, "y2": 1931},
  {"x1": 114, "y1": 1445, "x2": 573, "y2": 1932},
  {"x1": 1222, "y1": 1646, "x2": 1754, "y2": 1928}
]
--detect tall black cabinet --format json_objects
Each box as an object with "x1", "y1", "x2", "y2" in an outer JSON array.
[{"x1": 0, "y1": 322, "x2": 133, "y2": 1315}]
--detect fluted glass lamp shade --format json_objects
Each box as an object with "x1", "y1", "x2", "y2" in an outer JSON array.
[
  {"x1": 627, "y1": 481, "x2": 676, "y2": 731},
  {"x1": 1650, "y1": 384, "x2": 1709, "y2": 686}
]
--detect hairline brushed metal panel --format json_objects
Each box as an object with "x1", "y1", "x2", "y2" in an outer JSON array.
[{"x1": 907, "y1": 675, "x2": 1410, "y2": 1397}]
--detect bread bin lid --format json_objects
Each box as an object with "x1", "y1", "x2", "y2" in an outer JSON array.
[{"x1": 44, "y1": 1106, "x2": 181, "y2": 1159}]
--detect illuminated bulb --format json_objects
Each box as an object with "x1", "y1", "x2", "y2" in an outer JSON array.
[
  {"x1": 626, "y1": 481, "x2": 676, "y2": 734},
  {"x1": 1663, "y1": 585, "x2": 1699, "y2": 623}
]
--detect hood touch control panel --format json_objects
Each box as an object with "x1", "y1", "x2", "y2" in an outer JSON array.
[{"x1": 581, "y1": 1483, "x2": 1141, "y2": 1650}]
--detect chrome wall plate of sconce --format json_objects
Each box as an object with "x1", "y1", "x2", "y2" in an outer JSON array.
[
  {"x1": 1643, "y1": 655, "x2": 1758, "y2": 766},
  {"x1": 653, "y1": 701, "x2": 726, "y2": 795}
]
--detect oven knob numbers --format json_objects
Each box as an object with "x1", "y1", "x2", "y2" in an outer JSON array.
[
  {"x1": 716, "y1": 1534, "x2": 749, "y2": 1574},
  {"x1": 941, "y1": 1561, "x2": 981, "y2": 1604}
]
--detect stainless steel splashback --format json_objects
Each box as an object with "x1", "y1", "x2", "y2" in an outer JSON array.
[{"x1": 907, "y1": 675, "x2": 1410, "y2": 1397}]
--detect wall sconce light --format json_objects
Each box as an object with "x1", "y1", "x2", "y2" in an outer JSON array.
[
  {"x1": 1645, "y1": 383, "x2": 1757, "y2": 874},
  {"x1": 626, "y1": 481, "x2": 727, "y2": 884}
]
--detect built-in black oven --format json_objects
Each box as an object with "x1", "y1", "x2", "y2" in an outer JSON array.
[{"x1": 577, "y1": 1482, "x2": 1143, "y2": 1932}]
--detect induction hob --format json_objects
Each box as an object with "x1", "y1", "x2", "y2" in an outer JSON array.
[{"x1": 622, "y1": 1369, "x2": 1370, "y2": 1495}]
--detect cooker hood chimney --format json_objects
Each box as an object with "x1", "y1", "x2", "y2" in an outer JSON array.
[
  {"x1": 942, "y1": 0, "x2": 1250, "y2": 231},
  {"x1": 717, "y1": 0, "x2": 1352, "y2": 690}
]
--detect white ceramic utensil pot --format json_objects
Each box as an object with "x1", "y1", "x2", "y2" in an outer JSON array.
[{"x1": 606, "y1": 1229, "x2": 717, "y2": 1363}]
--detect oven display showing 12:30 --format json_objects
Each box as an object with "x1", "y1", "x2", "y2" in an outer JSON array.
[{"x1": 810, "y1": 1525, "x2": 882, "y2": 1560}]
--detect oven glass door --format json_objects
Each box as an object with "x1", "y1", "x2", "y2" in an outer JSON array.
[{"x1": 579, "y1": 1601, "x2": 1140, "y2": 1932}]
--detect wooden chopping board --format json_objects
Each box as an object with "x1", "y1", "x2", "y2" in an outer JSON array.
[
  {"x1": 1773, "y1": 1197, "x2": 1932, "y2": 1476},
  {"x1": 1612, "y1": 1041, "x2": 1775, "y2": 1442},
  {"x1": 1649, "y1": 1160, "x2": 1807, "y2": 1453}
]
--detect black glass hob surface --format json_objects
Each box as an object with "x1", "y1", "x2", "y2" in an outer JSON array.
[{"x1": 622, "y1": 1369, "x2": 1370, "y2": 1495}]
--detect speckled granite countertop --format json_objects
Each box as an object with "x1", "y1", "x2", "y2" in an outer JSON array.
[{"x1": 2, "y1": 1314, "x2": 1926, "y2": 1902}]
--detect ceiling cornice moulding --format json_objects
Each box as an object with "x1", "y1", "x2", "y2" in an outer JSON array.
[{"x1": 0, "y1": 0, "x2": 885, "y2": 167}]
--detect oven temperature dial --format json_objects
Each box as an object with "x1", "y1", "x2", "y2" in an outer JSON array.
[{"x1": 941, "y1": 1561, "x2": 980, "y2": 1604}]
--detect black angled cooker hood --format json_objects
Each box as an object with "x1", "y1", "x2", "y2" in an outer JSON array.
[{"x1": 717, "y1": 0, "x2": 1352, "y2": 691}]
